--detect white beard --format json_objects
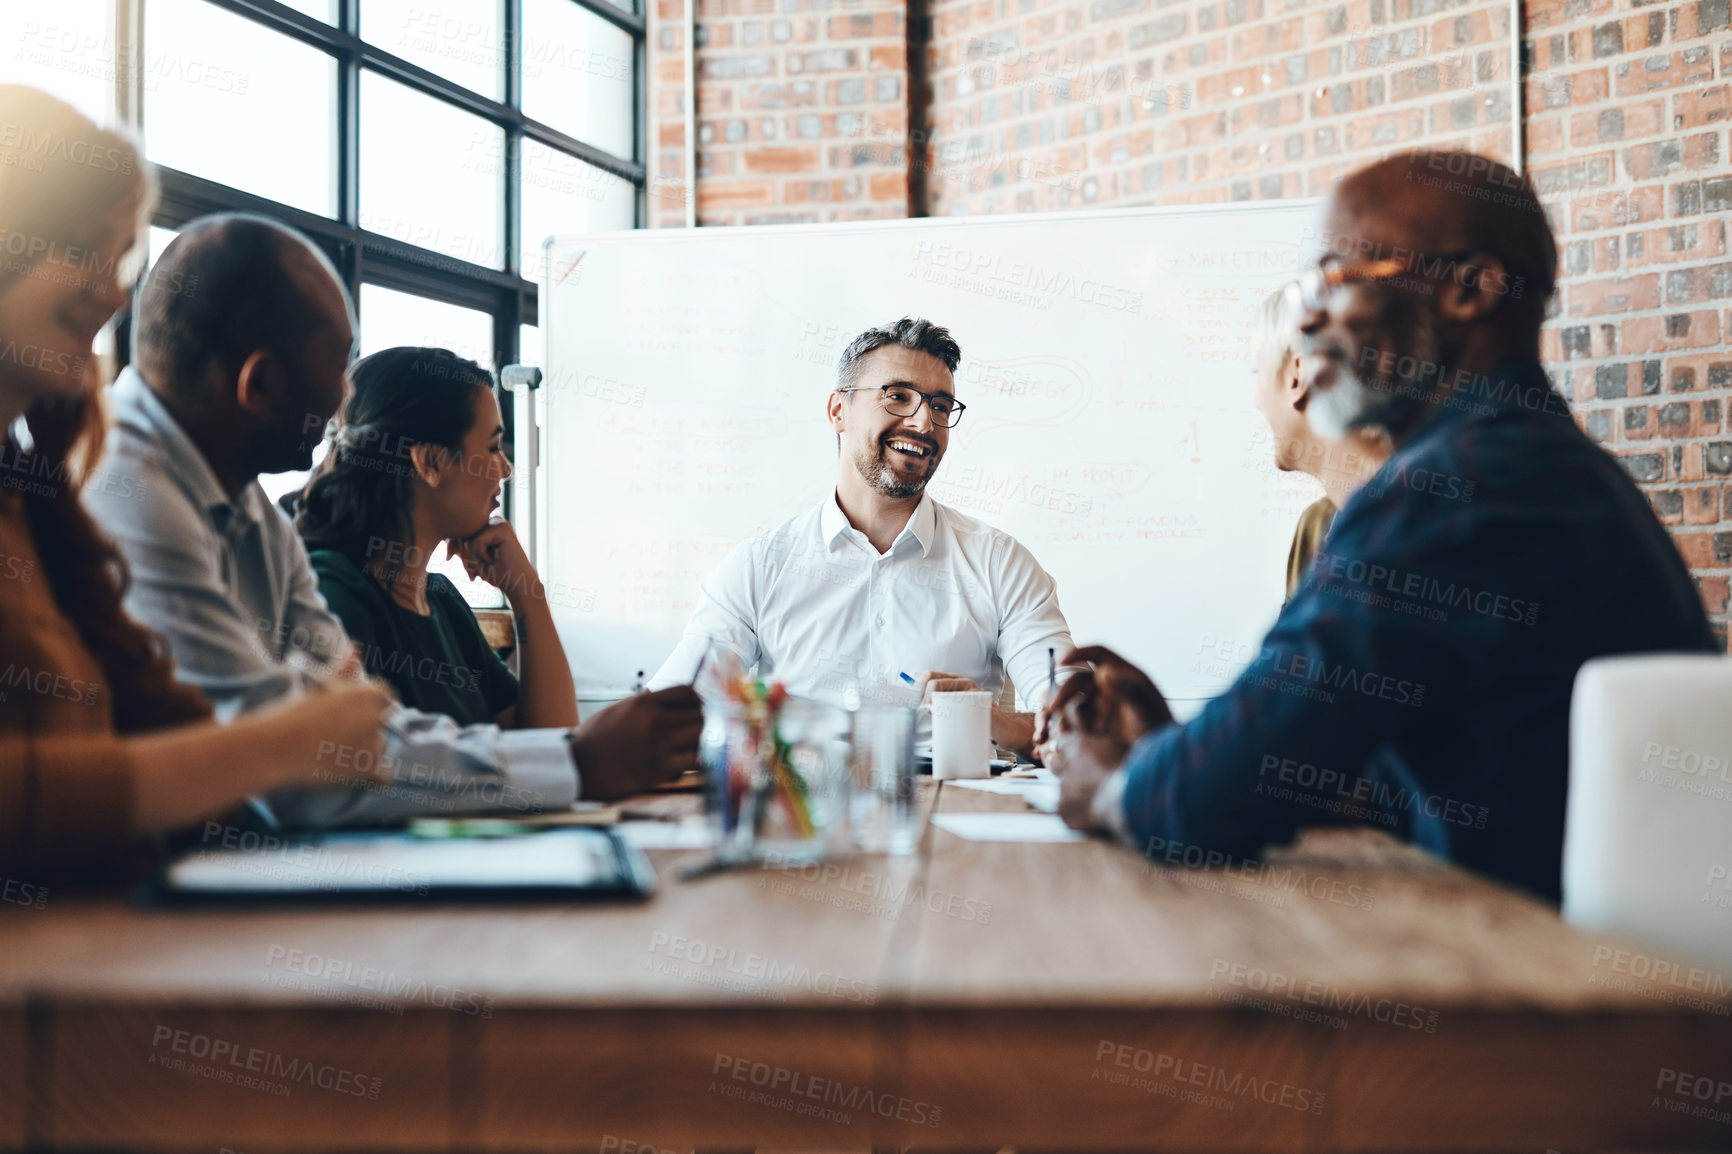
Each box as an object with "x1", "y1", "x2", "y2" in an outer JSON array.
[
  {"x1": 1305, "y1": 371, "x2": 1372, "y2": 441},
  {"x1": 1304, "y1": 316, "x2": 1442, "y2": 441}
]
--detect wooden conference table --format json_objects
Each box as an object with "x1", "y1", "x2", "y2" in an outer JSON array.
[{"x1": 2, "y1": 782, "x2": 1730, "y2": 1152}]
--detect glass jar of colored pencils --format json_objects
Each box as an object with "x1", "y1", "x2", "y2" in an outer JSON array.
[{"x1": 701, "y1": 682, "x2": 853, "y2": 864}]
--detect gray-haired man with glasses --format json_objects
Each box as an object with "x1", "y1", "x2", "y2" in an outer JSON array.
[{"x1": 649, "y1": 317, "x2": 1073, "y2": 759}]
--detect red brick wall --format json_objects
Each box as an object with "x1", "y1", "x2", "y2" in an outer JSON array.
[
  {"x1": 648, "y1": 0, "x2": 1732, "y2": 640},
  {"x1": 648, "y1": 0, "x2": 909, "y2": 226},
  {"x1": 923, "y1": 0, "x2": 1516, "y2": 212},
  {"x1": 1523, "y1": 0, "x2": 1732, "y2": 641}
]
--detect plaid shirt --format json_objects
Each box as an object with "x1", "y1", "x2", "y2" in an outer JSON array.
[{"x1": 1115, "y1": 359, "x2": 1715, "y2": 903}]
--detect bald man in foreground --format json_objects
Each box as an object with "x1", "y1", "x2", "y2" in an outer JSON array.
[{"x1": 1042, "y1": 151, "x2": 1715, "y2": 903}]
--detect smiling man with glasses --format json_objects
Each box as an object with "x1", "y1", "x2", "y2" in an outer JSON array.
[{"x1": 650, "y1": 317, "x2": 1073, "y2": 759}]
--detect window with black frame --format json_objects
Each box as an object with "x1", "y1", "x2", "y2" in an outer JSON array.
[
  {"x1": 52, "y1": 0, "x2": 645, "y2": 602},
  {"x1": 5, "y1": 0, "x2": 643, "y2": 366},
  {"x1": 131, "y1": 0, "x2": 643, "y2": 336},
  {"x1": 4, "y1": 0, "x2": 642, "y2": 603}
]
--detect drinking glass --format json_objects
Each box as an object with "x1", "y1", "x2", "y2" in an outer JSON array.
[{"x1": 850, "y1": 705, "x2": 917, "y2": 854}]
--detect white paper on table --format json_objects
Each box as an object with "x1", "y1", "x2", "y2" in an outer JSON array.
[
  {"x1": 947, "y1": 776, "x2": 1061, "y2": 813},
  {"x1": 949, "y1": 770, "x2": 1056, "y2": 787},
  {"x1": 615, "y1": 821, "x2": 716, "y2": 850},
  {"x1": 931, "y1": 813, "x2": 1086, "y2": 843}
]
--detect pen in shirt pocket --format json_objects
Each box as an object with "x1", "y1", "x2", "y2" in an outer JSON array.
[{"x1": 900, "y1": 671, "x2": 930, "y2": 710}]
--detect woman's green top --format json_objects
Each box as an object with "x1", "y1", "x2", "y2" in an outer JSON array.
[{"x1": 309, "y1": 549, "x2": 518, "y2": 727}]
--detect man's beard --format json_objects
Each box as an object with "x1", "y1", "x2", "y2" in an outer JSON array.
[
  {"x1": 258, "y1": 420, "x2": 323, "y2": 477},
  {"x1": 267, "y1": 385, "x2": 331, "y2": 475},
  {"x1": 1305, "y1": 311, "x2": 1442, "y2": 442},
  {"x1": 853, "y1": 434, "x2": 940, "y2": 498}
]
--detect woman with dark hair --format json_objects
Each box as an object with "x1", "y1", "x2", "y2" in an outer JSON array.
[
  {"x1": 291, "y1": 347, "x2": 579, "y2": 730},
  {"x1": 0, "y1": 85, "x2": 391, "y2": 880}
]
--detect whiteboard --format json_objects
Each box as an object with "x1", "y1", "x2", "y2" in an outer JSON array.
[{"x1": 536, "y1": 201, "x2": 1326, "y2": 703}]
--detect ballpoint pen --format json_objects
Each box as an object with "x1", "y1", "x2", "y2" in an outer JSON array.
[{"x1": 677, "y1": 851, "x2": 756, "y2": 882}]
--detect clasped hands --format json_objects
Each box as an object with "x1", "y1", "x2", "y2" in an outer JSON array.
[
  {"x1": 912, "y1": 648, "x2": 1173, "y2": 829},
  {"x1": 1030, "y1": 646, "x2": 1174, "y2": 832}
]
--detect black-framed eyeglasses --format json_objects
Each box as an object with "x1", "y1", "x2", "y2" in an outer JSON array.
[
  {"x1": 836, "y1": 384, "x2": 967, "y2": 428},
  {"x1": 1285, "y1": 249, "x2": 1476, "y2": 315}
]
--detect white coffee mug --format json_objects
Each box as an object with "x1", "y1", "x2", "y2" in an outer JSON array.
[{"x1": 930, "y1": 690, "x2": 992, "y2": 780}]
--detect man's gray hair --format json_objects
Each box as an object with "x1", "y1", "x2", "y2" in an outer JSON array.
[
  {"x1": 1255, "y1": 287, "x2": 1298, "y2": 385},
  {"x1": 836, "y1": 317, "x2": 962, "y2": 387}
]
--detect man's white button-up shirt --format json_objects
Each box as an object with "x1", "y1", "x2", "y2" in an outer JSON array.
[{"x1": 651, "y1": 492, "x2": 1073, "y2": 744}]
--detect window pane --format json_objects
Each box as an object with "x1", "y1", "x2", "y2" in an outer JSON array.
[
  {"x1": 142, "y1": 0, "x2": 336, "y2": 216},
  {"x1": 2, "y1": 0, "x2": 118, "y2": 124},
  {"x1": 358, "y1": 284, "x2": 496, "y2": 367},
  {"x1": 146, "y1": 225, "x2": 178, "y2": 266},
  {"x1": 520, "y1": 140, "x2": 635, "y2": 282},
  {"x1": 359, "y1": 71, "x2": 504, "y2": 269},
  {"x1": 362, "y1": 0, "x2": 503, "y2": 100},
  {"x1": 521, "y1": 0, "x2": 634, "y2": 157},
  {"x1": 280, "y1": 0, "x2": 337, "y2": 24},
  {"x1": 518, "y1": 324, "x2": 544, "y2": 370},
  {"x1": 358, "y1": 284, "x2": 502, "y2": 607}
]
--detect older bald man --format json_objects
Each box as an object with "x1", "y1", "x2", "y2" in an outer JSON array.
[{"x1": 1043, "y1": 151, "x2": 1715, "y2": 903}]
